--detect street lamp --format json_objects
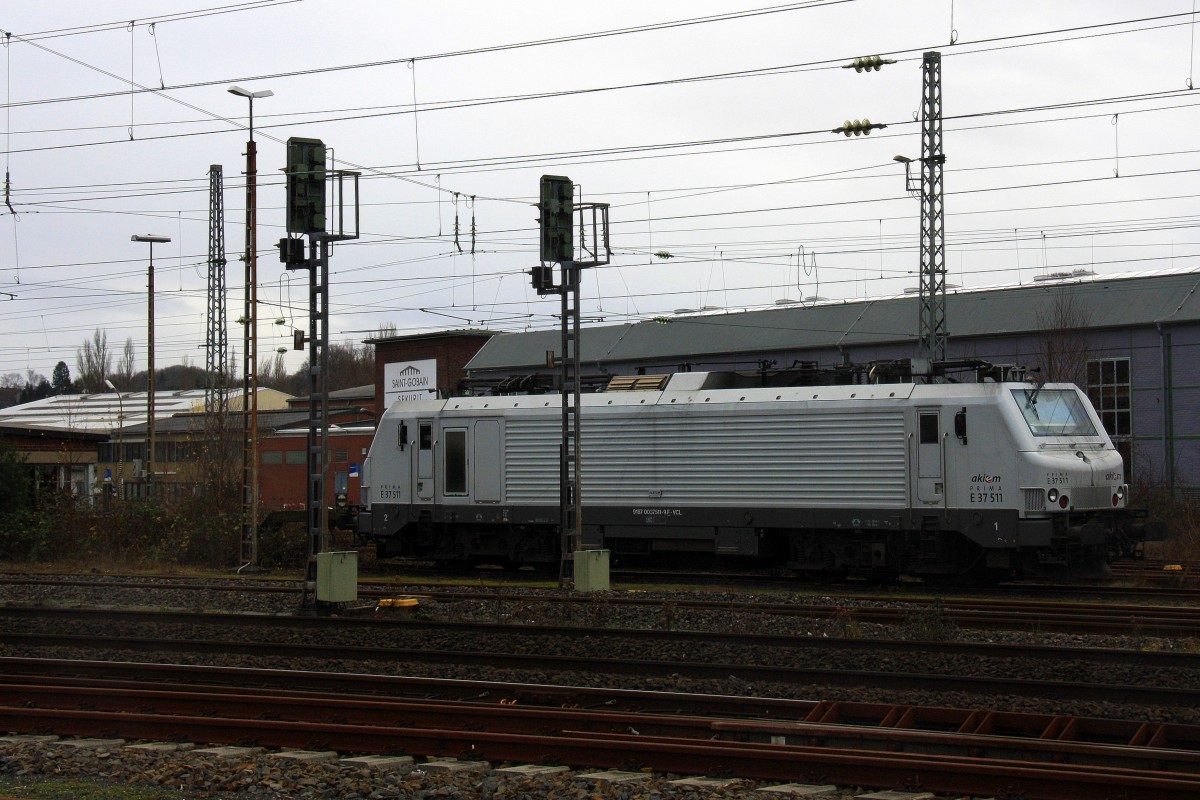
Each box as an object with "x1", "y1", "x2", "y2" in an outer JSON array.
[
  {"x1": 893, "y1": 155, "x2": 919, "y2": 195},
  {"x1": 104, "y1": 378, "x2": 125, "y2": 497},
  {"x1": 131, "y1": 234, "x2": 170, "y2": 495},
  {"x1": 229, "y1": 84, "x2": 272, "y2": 567}
]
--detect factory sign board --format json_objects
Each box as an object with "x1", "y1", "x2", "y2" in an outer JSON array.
[{"x1": 384, "y1": 359, "x2": 438, "y2": 406}]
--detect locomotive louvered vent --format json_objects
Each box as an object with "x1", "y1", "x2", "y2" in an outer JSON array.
[
  {"x1": 1023, "y1": 488, "x2": 1044, "y2": 512},
  {"x1": 606, "y1": 374, "x2": 671, "y2": 392}
]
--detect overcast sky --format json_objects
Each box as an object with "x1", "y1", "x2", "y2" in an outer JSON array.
[{"x1": 1, "y1": 0, "x2": 1197, "y2": 384}]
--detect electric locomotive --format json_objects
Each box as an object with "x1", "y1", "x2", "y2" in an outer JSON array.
[{"x1": 356, "y1": 370, "x2": 1158, "y2": 582}]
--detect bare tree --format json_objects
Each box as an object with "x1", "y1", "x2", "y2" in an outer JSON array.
[
  {"x1": 187, "y1": 410, "x2": 241, "y2": 514},
  {"x1": 258, "y1": 353, "x2": 291, "y2": 389},
  {"x1": 1035, "y1": 288, "x2": 1092, "y2": 386},
  {"x1": 325, "y1": 339, "x2": 375, "y2": 390},
  {"x1": 114, "y1": 338, "x2": 136, "y2": 390},
  {"x1": 76, "y1": 329, "x2": 112, "y2": 392}
]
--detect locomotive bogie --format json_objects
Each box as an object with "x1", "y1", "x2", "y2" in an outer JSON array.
[{"x1": 357, "y1": 373, "x2": 1154, "y2": 582}]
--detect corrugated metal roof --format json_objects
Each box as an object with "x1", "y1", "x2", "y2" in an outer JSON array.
[
  {"x1": 330, "y1": 384, "x2": 374, "y2": 400},
  {"x1": 466, "y1": 269, "x2": 1200, "y2": 372},
  {"x1": 118, "y1": 406, "x2": 373, "y2": 436},
  {"x1": 0, "y1": 388, "x2": 289, "y2": 435},
  {"x1": 468, "y1": 324, "x2": 635, "y2": 370}
]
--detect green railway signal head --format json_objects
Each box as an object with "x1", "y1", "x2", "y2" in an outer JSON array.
[{"x1": 286, "y1": 137, "x2": 326, "y2": 235}]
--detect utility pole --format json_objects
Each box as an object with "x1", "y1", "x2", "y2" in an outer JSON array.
[
  {"x1": 229, "y1": 85, "x2": 272, "y2": 570},
  {"x1": 131, "y1": 234, "x2": 171, "y2": 495}
]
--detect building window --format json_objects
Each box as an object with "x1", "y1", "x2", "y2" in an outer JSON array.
[
  {"x1": 262, "y1": 451, "x2": 283, "y2": 465},
  {"x1": 285, "y1": 450, "x2": 306, "y2": 465},
  {"x1": 1086, "y1": 357, "x2": 1132, "y2": 472}
]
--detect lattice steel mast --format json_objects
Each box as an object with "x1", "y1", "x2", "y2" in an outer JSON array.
[
  {"x1": 205, "y1": 164, "x2": 229, "y2": 413},
  {"x1": 916, "y1": 51, "x2": 947, "y2": 367}
]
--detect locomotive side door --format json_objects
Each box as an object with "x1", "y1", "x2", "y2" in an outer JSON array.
[
  {"x1": 916, "y1": 409, "x2": 945, "y2": 504},
  {"x1": 415, "y1": 420, "x2": 434, "y2": 502},
  {"x1": 473, "y1": 419, "x2": 502, "y2": 503}
]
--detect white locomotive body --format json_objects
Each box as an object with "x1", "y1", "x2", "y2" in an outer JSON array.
[{"x1": 357, "y1": 372, "x2": 1156, "y2": 581}]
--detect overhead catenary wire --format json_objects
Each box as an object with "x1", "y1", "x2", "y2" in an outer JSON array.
[
  {"x1": 15, "y1": 1, "x2": 302, "y2": 43},
  {"x1": 3, "y1": 8, "x2": 1192, "y2": 117},
  {"x1": 0, "y1": 0, "x2": 866, "y2": 214},
  {"x1": 6, "y1": 182, "x2": 1199, "y2": 281},
  {"x1": 1, "y1": 4, "x2": 1198, "y2": 376}
]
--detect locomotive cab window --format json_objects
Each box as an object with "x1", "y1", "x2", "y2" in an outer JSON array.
[
  {"x1": 1011, "y1": 389, "x2": 1097, "y2": 437},
  {"x1": 444, "y1": 428, "x2": 467, "y2": 495},
  {"x1": 919, "y1": 413, "x2": 939, "y2": 444}
]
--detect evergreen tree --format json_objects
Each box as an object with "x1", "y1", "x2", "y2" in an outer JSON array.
[
  {"x1": 20, "y1": 379, "x2": 52, "y2": 404},
  {"x1": 51, "y1": 362, "x2": 71, "y2": 395}
]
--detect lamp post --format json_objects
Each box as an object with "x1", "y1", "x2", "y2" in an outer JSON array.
[
  {"x1": 228, "y1": 84, "x2": 272, "y2": 567},
  {"x1": 131, "y1": 234, "x2": 170, "y2": 495},
  {"x1": 104, "y1": 378, "x2": 125, "y2": 497}
]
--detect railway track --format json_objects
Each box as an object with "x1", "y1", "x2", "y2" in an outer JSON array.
[
  {"x1": 5, "y1": 574, "x2": 1200, "y2": 635},
  {"x1": 3, "y1": 605, "x2": 1198, "y2": 708},
  {"x1": 9, "y1": 567, "x2": 1200, "y2": 603},
  {"x1": 398, "y1": 589, "x2": 1200, "y2": 636},
  {"x1": 4, "y1": 571, "x2": 1199, "y2": 799},
  {"x1": 3, "y1": 658, "x2": 1200, "y2": 800}
]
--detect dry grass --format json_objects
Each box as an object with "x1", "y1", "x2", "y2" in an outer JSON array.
[{"x1": 1134, "y1": 478, "x2": 1200, "y2": 562}]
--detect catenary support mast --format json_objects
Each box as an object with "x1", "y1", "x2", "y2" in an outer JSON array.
[
  {"x1": 916, "y1": 50, "x2": 947, "y2": 367},
  {"x1": 206, "y1": 165, "x2": 228, "y2": 414}
]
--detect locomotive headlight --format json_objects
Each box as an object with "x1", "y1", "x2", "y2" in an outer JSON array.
[
  {"x1": 1047, "y1": 488, "x2": 1059, "y2": 503},
  {"x1": 1059, "y1": 494, "x2": 1070, "y2": 509},
  {"x1": 1116, "y1": 485, "x2": 1126, "y2": 499}
]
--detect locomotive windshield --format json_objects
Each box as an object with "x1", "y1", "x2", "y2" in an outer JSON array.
[{"x1": 1011, "y1": 388, "x2": 1098, "y2": 437}]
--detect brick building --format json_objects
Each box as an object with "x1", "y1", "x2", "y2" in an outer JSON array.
[{"x1": 366, "y1": 330, "x2": 496, "y2": 419}]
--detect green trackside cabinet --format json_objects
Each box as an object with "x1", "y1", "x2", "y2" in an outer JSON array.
[
  {"x1": 316, "y1": 551, "x2": 358, "y2": 602},
  {"x1": 574, "y1": 549, "x2": 610, "y2": 592}
]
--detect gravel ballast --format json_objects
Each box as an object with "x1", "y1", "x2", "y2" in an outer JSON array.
[{"x1": 1, "y1": 573, "x2": 1195, "y2": 799}]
